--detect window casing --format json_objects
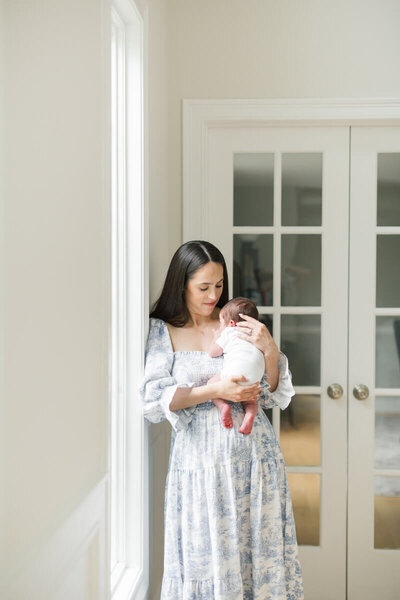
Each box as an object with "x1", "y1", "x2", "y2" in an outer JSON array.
[{"x1": 110, "y1": 1, "x2": 148, "y2": 598}]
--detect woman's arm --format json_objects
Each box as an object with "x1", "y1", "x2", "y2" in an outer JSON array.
[
  {"x1": 169, "y1": 376, "x2": 261, "y2": 411},
  {"x1": 235, "y1": 313, "x2": 280, "y2": 391},
  {"x1": 263, "y1": 350, "x2": 279, "y2": 392},
  {"x1": 169, "y1": 381, "x2": 220, "y2": 411},
  {"x1": 257, "y1": 351, "x2": 295, "y2": 410}
]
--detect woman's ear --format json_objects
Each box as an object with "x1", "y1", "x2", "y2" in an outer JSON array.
[{"x1": 230, "y1": 319, "x2": 236, "y2": 327}]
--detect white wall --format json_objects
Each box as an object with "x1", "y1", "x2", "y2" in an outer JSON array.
[
  {"x1": 165, "y1": 0, "x2": 400, "y2": 247},
  {"x1": 148, "y1": 0, "x2": 171, "y2": 300},
  {"x1": 0, "y1": 0, "x2": 110, "y2": 594}
]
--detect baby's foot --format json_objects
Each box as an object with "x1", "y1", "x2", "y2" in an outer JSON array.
[
  {"x1": 239, "y1": 413, "x2": 255, "y2": 435},
  {"x1": 220, "y1": 404, "x2": 233, "y2": 428}
]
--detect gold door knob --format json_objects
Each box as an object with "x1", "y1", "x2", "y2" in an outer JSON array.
[
  {"x1": 327, "y1": 383, "x2": 343, "y2": 399},
  {"x1": 353, "y1": 384, "x2": 369, "y2": 400}
]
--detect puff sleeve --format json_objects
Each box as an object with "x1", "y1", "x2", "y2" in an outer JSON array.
[
  {"x1": 138, "y1": 318, "x2": 197, "y2": 432},
  {"x1": 258, "y1": 350, "x2": 295, "y2": 410}
]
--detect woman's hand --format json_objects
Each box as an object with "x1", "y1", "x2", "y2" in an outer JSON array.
[
  {"x1": 235, "y1": 313, "x2": 279, "y2": 359},
  {"x1": 217, "y1": 376, "x2": 261, "y2": 403}
]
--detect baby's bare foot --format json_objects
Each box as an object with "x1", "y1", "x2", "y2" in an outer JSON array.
[
  {"x1": 239, "y1": 413, "x2": 255, "y2": 435},
  {"x1": 220, "y1": 404, "x2": 233, "y2": 428}
]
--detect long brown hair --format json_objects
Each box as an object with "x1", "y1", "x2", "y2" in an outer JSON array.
[{"x1": 150, "y1": 240, "x2": 229, "y2": 327}]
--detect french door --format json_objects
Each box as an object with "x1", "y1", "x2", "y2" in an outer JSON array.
[
  {"x1": 348, "y1": 127, "x2": 400, "y2": 599},
  {"x1": 189, "y1": 123, "x2": 400, "y2": 599}
]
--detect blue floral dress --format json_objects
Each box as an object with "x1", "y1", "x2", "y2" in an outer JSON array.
[{"x1": 139, "y1": 318, "x2": 304, "y2": 600}]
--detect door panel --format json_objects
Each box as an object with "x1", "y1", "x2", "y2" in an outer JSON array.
[
  {"x1": 348, "y1": 127, "x2": 400, "y2": 600},
  {"x1": 188, "y1": 121, "x2": 400, "y2": 598},
  {"x1": 207, "y1": 126, "x2": 349, "y2": 599}
]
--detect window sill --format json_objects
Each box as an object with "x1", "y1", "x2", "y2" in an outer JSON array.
[{"x1": 111, "y1": 563, "x2": 147, "y2": 600}]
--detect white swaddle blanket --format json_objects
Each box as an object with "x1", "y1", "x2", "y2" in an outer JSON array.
[{"x1": 215, "y1": 326, "x2": 265, "y2": 385}]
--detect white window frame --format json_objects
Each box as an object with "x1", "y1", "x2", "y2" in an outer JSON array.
[{"x1": 110, "y1": 1, "x2": 149, "y2": 599}]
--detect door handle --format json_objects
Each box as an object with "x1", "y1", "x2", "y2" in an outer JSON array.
[
  {"x1": 327, "y1": 383, "x2": 343, "y2": 399},
  {"x1": 353, "y1": 384, "x2": 369, "y2": 400}
]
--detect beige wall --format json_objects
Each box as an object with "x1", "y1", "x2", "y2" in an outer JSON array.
[
  {"x1": 148, "y1": 0, "x2": 171, "y2": 303},
  {"x1": 165, "y1": 0, "x2": 400, "y2": 251},
  {"x1": 0, "y1": 0, "x2": 109, "y2": 587},
  {"x1": 146, "y1": 2, "x2": 172, "y2": 597}
]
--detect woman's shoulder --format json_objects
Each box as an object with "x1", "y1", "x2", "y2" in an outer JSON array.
[
  {"x1": 149, "y1": 317, "x2": 175, "y2": 335},
  {"x1": 148, "y1": 317, "x2": 170, "y2": 339},
  {"x1": 150, "y1": 316, "x2": 183, "y2": 334},
  {"x1": 149, "y1": 316, "x2": 166, "y2": 326},
  {"x1": 146, "y1": 318, "x2": 174, "y2": 356}
]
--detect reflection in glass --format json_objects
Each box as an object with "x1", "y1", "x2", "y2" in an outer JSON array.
[
  {"x1": 374, "y1": 397, "x2": 400, "y2": 470},
  {"x1": 259, "y1": 314, "x2": 273, "y2": 336},
  {"x1": 263, "y1": 407, "x2": 273, "y2": 425},
  {"x1": 282, "y1": 153, "x2": 322, "y2": 226},
  {"x1": 376, "y1": 317, "x2": 400, "y2": 388},
  {"x1": 233, "y1": 235, "x2": 273, "y2": 305},
  {"x1": 281, "y1": 234, "x2": 321, "y2": 306},
  {"x1": 281, "y1": 315, "x2": 321, "y2": 386},
  {"x1": 281, "y1": 395, "x2": 320, "y2": 466},
  {"x1": 377, "y1": 153, "x2": 400, "y2": 226},
  {"x1": 234, "y1": 154, "x2": 274, "y2": 226},
  {"x1": 287, "y1": 473, "x2": 320, "y2": 546},
  {"x1": 376, "y1": 235, "x2": 400, "y2": 307},
  {"x1": 374, "y1": 476, "x2": 400, "y2": 549}
]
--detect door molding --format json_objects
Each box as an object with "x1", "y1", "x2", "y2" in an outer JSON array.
[{"x1": 183, "y1": 98, "x2": 400, "y2": 241}]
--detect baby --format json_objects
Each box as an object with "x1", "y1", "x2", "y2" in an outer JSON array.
[{"x1": 207, "y1": 297, "x2": 266, "y2": 435}]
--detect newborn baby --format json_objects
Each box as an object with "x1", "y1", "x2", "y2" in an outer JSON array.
[{"x1": 207, "y1": 297, "x2": 266, "y2": 434}]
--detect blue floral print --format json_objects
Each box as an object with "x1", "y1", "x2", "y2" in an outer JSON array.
[{"x1": 139, "y1": 318, "x2": 304, "y2": 599}]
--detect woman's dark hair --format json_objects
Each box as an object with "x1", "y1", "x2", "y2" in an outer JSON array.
[{"x1": 150, "y1": 240, "x2": 229, "y2": 327}]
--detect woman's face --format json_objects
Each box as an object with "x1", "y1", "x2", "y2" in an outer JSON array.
[{"x1": 184, "y1": 261, "x2": 224, "y2": 318}]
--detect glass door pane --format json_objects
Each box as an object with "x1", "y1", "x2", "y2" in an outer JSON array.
[
  {"x1": 374, "y1": 152, "x2": 400, "y2": 551},
  {"x1": 349, "y1": 128, "x2": 400, "y2": 600},
  {"x1": 207, "y1": 125, "x2": 349, "y2": 597},
  {"x1": 230, "y1": 143, "x2": 335, "y2": 550},
  {"x1": 377, "y1": 153, "x2": 400, "y2": 226},
  {"x1": 233, "y1": 234, "x2": 273, "y2": 305},
  {"x1": 282, "y1": 153, "x2": 322, "y2": 226},
  {"x1": 234, "y1": 153, "x2": 274, "y2": 226}
]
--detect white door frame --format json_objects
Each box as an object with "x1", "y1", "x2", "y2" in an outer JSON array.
[
  {"x1": 183, "y1": 98, "x2": 400, "y2": 241},
  {"x1": 182, "y1": 98, "x2": 400, "y2": 599}
]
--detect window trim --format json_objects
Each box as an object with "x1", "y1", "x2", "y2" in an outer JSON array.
[{"x1": 110, "y1": 1, "x2": 149, "y2": 598}]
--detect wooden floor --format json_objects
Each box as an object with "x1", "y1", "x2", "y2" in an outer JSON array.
[
  {"x1": 286, "y1": 472, "x2": 320, "y2": 546},
  {"x1": 276, "y1": 396, "x2": 400, "y2": 549},
  {"x1": 374, "y1": 496, "x2": 400, "y2": 549}
]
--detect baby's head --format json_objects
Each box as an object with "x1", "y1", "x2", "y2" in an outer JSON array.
[{"x1": 219, "y1": 297, "x2": 259, "y2": 328}]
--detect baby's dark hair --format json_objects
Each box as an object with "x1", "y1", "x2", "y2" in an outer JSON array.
[{"x1": 220, "y1": 297, "x2": 259, "y2": 323}]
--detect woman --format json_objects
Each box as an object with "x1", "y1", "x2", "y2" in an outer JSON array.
[{"x1": 139, "y1": 240, "x2": 304, "y2": 600}]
